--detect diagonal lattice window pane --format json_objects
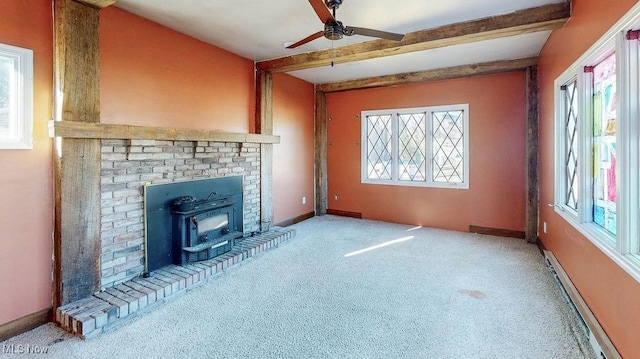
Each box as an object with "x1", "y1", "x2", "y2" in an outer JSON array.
[
  {"x1": 563, "y1": 80, "x2": 579, "y2": 210},
  {"x1": 399, "y1": 113, "x2": 427, "y2": 181},
  {"x1": 432, "y1": 110, "x2": 464, "y2": 183},
  {"x1": 366, "y1": 114, "x2": 392, "y2": 180}
]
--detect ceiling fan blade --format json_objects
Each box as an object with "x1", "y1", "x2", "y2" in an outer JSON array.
[
  {"x1": 286, "y1": 31, "x2": 325, "y2": 49},
  {"x1": 344, "y1": 26, "x2": 405, "y2": 41},
  {"x1": 308, "y1": 0, "x2": 336, "y2": 24}
]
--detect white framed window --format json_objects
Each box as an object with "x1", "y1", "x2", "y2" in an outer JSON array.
[
  {"x1": 553, "y1": 2, "x2": 640, "y2": 282},
  {"x1": 559, "y1": 77, "x2": 579, "y2": 212},
  {"x1": 0, "y1": 43, "x2": 33, "y2": 150},
  {"x1": 361, "y1": 104, "x2": 469, "y2": 189}
]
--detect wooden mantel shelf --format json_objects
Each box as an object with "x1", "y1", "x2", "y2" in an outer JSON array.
[{"x1": 49, "y1": 121, "x2": 281, "y2": 144}]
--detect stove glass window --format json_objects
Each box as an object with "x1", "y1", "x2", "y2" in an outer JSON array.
[{"x1": 198, "y1": 213, "x2": 229, "y2": 235}]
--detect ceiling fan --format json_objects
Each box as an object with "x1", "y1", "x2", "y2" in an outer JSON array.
[{"x1": 287, "y1": 0, "x2": 405, "y2": 49}]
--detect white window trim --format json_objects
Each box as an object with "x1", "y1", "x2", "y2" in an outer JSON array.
[
  {"x1": 0, "y1": 43, "x2": 33, "y2": 150},
  {"x1": 361, "y1": 104, "x2": 470, "y2": 189},
  {"x1": 553, "y1": 2, "x2": 640, "y2": 283}
]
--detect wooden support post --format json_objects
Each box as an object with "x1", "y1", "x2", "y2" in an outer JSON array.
[
  {"x1": 315, "y1": 89, "x2": 328, "y2": 215},
  {"x1": 53, "y1": 0, "x2": 102, "y2": 307},
  {"x1": 256, "y1": 70, "x2": 274, "y2": 230},
  {"x1": 525, "y1": 66, "x2": 539, "y2": 244}
]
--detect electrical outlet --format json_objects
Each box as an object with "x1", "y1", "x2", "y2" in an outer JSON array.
[
  {"x1": 543, "y1": 222, "x2": 547, "y2": 234},
  {"x1": 302, "y1": 196, "x2": 306, "y2": 205}
]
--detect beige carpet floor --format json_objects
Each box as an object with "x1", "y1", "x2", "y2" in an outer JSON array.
[{"x1": 1, "y1": 215, "x2": 595, "y2": 358}]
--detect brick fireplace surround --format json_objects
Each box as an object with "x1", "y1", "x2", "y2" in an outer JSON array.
[
  {"x1": 100, "y1": 139, "x2": 262, "y2": 288},
  {"x1": 55, "y1": 137, "x2": 296, "y2": 337}
]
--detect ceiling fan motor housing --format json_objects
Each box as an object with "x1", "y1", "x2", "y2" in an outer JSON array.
[
  {"x1": 324, "y1": 21, "x2": 344, "y2": 40},
  {"x1": 325, "y1": 0, "x2": 343, "y2": 10}
]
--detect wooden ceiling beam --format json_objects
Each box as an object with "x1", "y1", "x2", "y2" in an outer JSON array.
[
  {"x1": 257, "y1": 2, "x2": 569, "y2": 73},
  {"x1": 73, "y1": 0, "x2": 117, "y2": 9},
  {"x1": 317, "y1": 57, "x2": 538, "y2": 93}
]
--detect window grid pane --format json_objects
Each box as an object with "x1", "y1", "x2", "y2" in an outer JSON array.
[
  {"x1": 592, "y1": 53, "x2": 617, "y2": 237},
  {"x1": 564, "y1": 80, "x2": 579, "y2": 210},
  {"x1": 366, "y1": 115, "x2": 392, "y2": 180},
  {"x1": 0, "y1": 56, "x2": 13, "y2": 136},
  {"x1": 398, "y1": 113, "x2": 427, "y2": 182},
  {"x1": 432, "y1": 111, "x2": 464, "y2": 183}
]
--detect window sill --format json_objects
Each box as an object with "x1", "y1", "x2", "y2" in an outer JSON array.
[
  {"x1": 0, "y1": 141, "x2": 33, "y2": 150},
  {"x1": 361, "y1": 179, "x2": 469, "y2": 190}
]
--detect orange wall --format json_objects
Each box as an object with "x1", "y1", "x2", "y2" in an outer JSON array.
[
  {"x1": 100, "y1": 7, "x2": 255, "y2": 133},
  {"x1": 100, "y1": 8, "x2": 316, "y2": 224},
  {"x1": 538, "y1": 0, "x2": 640, "y2": 357},
  {"x1": 272, "y1": 74, "x2": 315, "y2": 223},
  {"x1": 0, "y1": 0, "x2": 54, "y2": 325},
  {"x1": 326, "y1": 72, "x2": 526, "y2": 232}
]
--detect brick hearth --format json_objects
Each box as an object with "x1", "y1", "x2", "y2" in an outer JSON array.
[{"x1": 56, "y1": 229, "x2": 296, "y2": 338}]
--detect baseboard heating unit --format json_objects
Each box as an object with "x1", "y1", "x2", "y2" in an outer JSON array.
[{"x1": 543, "y1": 250, "x2": 621, "y2": 359}]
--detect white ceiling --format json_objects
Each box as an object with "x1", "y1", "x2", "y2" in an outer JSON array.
[{"x1": 114, "y1": 0, "x2": 565, "y2": 84}]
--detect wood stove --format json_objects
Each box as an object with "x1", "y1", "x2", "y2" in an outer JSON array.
[
  {"x1": 144, "y1": 176, "x2": 244, "y2": 273},
  {"x1": 171, "y1": 195, "x2": 242, "y2": 265}
]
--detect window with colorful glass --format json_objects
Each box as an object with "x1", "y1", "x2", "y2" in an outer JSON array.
[{"x1": 591, "y1": 54, "x2": 617, "y2": 238}]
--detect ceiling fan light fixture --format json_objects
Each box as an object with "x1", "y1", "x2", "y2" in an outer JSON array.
[{"x1": 324, "y1": 21, "x2": 344, "y2": 40}]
